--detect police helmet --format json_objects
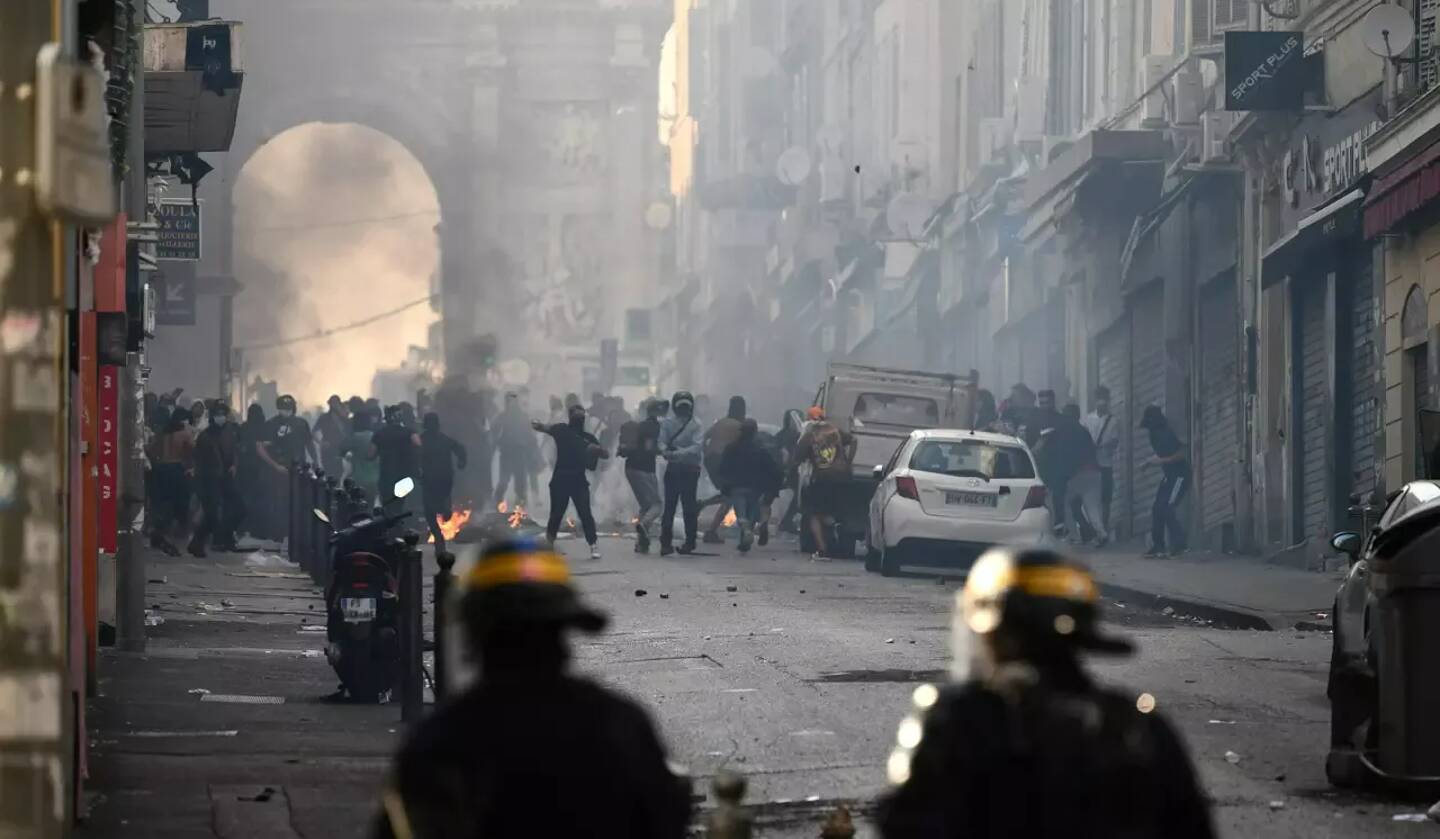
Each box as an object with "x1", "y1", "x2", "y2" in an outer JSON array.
[
  {"x1": 457, "y1": 537, "x2": 607, "y2": 636},
  {"x1": 956, "y1": 546, "x2": 1132, "y2": 666}
]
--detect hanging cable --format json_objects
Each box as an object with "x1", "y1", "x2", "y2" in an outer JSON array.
[{"x1": 237, "y1": 294, "x2": 437, "y2": 352}]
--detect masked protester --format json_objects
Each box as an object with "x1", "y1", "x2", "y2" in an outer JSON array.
[
  {"x1": 716, "y1": 419, "x2": 783, "y2": 553},
  {"x1": 1139, "y1": 405, "x2": 1191, "y2": 557},
  {"x1": 533, "y1": 404, "x2": 607, "y2": 560},
  {"x1": 419, "y1": 413, "x2": 467, "y2": 557},
  {"x1": 371, "y1": 406, "x2": 422, "y2": 506},
  {"x1": 657, "y1": 391, "x2": 704, "y2": 555},
  {"x1": 878, "y1": 546, "x2": 1214, "y2": 839},
  {"x1": 315, "y1": 394, "x2": 351, "y2": 478},
  {"x1": 191, "y1": 401, "x2": 243, "y2": 555},
  {"x1": 372, "y1": 538, "x2": 691, "y2": 839},
  {"x1": 236, "y1": 404, "x2": 268, "y2": 539},
  {"x1": 619, "y1": 400, "x2": 664, "y2": 553},
  {"x1": 257, "y1": 395, "x2": 315, "y2": 542},
  {"x1": 701, "y1": 396, "x2": 748, "y2": 544}
]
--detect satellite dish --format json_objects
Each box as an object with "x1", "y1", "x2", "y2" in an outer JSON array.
[
  {"x1": 886, "y1": 192, "x2": 934, "y2": 240},
  {"x1": 645, "y1": 201, "x2": 673, "y2": 230},
  {"x1": 776, "y1": 147, "x2": 813, "y2": 186},
  {"x1": 1362, "y1": 4, "x2": 1416, "y2": 58}
]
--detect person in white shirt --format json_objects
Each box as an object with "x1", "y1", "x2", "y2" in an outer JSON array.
[{"x1": 1082, "y1": 386, "x2": 1120, "y2": 535}]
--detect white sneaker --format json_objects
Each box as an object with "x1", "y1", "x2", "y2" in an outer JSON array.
[{"x1": 589, "y1": 544, "x2": 602, "y2": 561}]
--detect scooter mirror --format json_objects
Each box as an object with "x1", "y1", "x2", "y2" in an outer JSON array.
[
  {"x1": 313, "y1": 508, "x2": 330, "y2": 525},
  {"x1": 393, "y1": 477, "x2": 416, "y2": 499}
]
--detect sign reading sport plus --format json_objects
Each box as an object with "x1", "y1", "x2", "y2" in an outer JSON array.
[{"x1": 1225, "y1": 31, "x2": 1306, "y2": 111}]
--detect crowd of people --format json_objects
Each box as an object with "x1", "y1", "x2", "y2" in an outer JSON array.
[{"x1": 973, "y1": 383, "x2": 1192, "y2": 559}]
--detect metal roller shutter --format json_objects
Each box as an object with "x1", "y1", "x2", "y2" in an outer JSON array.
[
  {"x1": 1349, "y1": 267, "x2": 1377, "y2": 502},
  {"x1": 1198, "y1": 275, "x2": 1239, "y2": 537},
  {"x1": 1296, "y1": 282, "x2": 1330, "y2": 544},
  {"x1": 1129, "y1": 283, "x2": 1166, "y2": 540},
  {"x1": 1096, "y1": 317, "x2": 1130, "y2": 537}
]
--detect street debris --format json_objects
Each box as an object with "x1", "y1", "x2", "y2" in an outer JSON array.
[
  {"x1": 634, "y1": 589, "x2": 648, "y2": 598},
  {"x1": 299, "y1": 625, "x2": 326, "y2": 632},
  {"x1": 1113, "y1": 601, "x2": 1127, "y2": 609},
  {"x1": 799, "y1": 589, "x2": 806, "y2": 594},
  {"x1": 244, "y1": 552, "x2": 296, "y2": 569},
  {"x1": 1268, "y1": 800, "x2": 1286, "y2": 811},
  {"x1": 144, "y1": 611, "x2": 164, "y2": 627},
  {"x1": 196, "y1": 603, "x2": 224, "y2": 613},
  {"x1": 1224, "y1": 750, "x2": 1242, "y2": 764},
  {"x1": 200, "y1": 694, "x2": 285, "y2": 705},
  {"x1": 187, "y1": 688, "x2": 211, "y2": 696},
  {"x1": 726, "y1": 586, "x2": 738, "y2": 592},
  {"x1": 659, "y1": 593, "x2": 670, "y2": 599},
  {"x1": 1294, "y1": 620, "x2": 1330, "y2": 632},
  {"x1": 1207, "y1": 720, "x2": 1237, "y2": 725},
  {"x1": 220, "y1": 599, "x2": 236, "y2": 608},
  {"x1": 703, "y1": 635, "x2": 712, "y2": 641},
  {"x1": 885, "y1": 638, "x2": 895, "y2": 645},
  {"x1": 1161, "y1": 606, "x2": 1175, "y2": 617},
  {"x1": 148, "y1": 577, "x2": 168, "y2": 585},
  {"x1": 1393, "y1": 813, "x2": 1429, "y2": 823}
]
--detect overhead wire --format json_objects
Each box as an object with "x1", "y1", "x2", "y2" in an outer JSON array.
[
  {"x1": 238, "y1": 294, "x2": 437, "y2": 353},
  {"x1": 236, "y1": 208, "x2": 441, "y2": 234}
]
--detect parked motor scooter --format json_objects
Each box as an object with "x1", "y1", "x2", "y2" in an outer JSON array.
[{"x1": 313, "y1": 477, "x2": 416, "y2": 702}]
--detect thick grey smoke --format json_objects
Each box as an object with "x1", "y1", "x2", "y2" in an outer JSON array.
[{"x1": 232, "y1": 122, "x2": 440, "y2": 405}]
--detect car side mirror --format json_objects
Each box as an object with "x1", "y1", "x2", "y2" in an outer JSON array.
[
  {"x1": 872, "y1": 464, "x2": 885, "y2": 480},
  {"x1": 1330, "y1": 531, "x2": 1362, "y2": 561}
]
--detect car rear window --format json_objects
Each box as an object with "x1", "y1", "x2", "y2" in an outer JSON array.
[
  {"x1": 909, "y1": 439, "x2": 1035, "y2": 480},
  {"x1": 853, "y1": 393, "x2": 940, "y2": 426}
]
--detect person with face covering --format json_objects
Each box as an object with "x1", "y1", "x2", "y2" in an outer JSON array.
[
  {"x1": 191, "y1": 401, "x2": 243, "y2": 555},
  {"x1": 315, "y1": 394, "x2": 352, "y2": 478},
  {"x1": 420, "y1": 412, "x2": 468, "y2": 557},
  {"x1": 533, "y1": 404, "x2": 608, "y2": 560},
  {"x1": 236, "y1": 403, "x2": 268, "y2": 539},
  {"x1": 371, "y1": 406, "x2": 422, "y2": 506},
  {"x1": 657, "y1": 391, "x2": 705, "y2": 555},
  {"x1": 258, "y1": 395, "x2": 316, "y2": 542},
  {"x1": 495, "y1": 392, "x2": 535, "y2": 507},
  {"x1": 716, "y1": 419, "x2": 783, "y2": 552}
]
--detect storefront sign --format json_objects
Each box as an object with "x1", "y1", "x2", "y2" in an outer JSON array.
[
  {"x1": 155, "y1": 199, "x2": 202, "y2": 261},
  {"x1": 97, "y1": 366, "x2": 119, "y2": 553},
  {"x1": 1279, "y1": 88, "x2": 1384, "y2": 227},
  {"x1": 1226, "y1": 32, "x2": 1306, "y2": 111}
]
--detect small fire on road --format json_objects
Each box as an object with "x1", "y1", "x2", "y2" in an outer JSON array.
[
  {"x1": 429, "y1": 508, "x2": 473, "y2": 543},
  {"x1": 722, "y1": 509, "x2": 738, "y2": 528}
]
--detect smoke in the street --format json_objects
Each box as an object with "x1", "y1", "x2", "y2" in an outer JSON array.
[{"x1": 232, "y1": 122, "x2": 440, "y2": 406}]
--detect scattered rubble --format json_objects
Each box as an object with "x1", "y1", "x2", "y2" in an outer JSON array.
[
  {"x1": 1161, "y1": 606, "x2": 1175, "y2": 617},
  {"x1": 187, "y1": 688, "x2": 210, "y2": 696},
  {"x1": 884, "y1": 638, "x2": 895, "y2": 645},
  {"x1": 726, "y1": 586, "x2": 738, "y2": 593},
  {"x1": 1268, "y1": 800, "x2": 1286, "y2": 811},
  {"x1": 1224, "y1": 750, "x2": 1242, "y2": 764},
  {"x1": 634, "y1": 590, "x2": 647, "y2": 598}
]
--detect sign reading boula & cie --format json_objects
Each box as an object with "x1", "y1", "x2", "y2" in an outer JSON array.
[{"x1": 1225, "y1": 31, "x2": 1306, "y2": 111}]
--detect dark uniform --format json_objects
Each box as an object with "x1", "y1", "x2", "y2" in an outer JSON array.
[
  {"x1": 878, "y1": 546, "x2": 1214, "y2": 839},
  {"x1": 374, "y1": 538, "x2": 690, "y2": 839}
]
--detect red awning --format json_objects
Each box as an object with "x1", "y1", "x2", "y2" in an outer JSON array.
[{"x1": 1364, "y1": 136, "x2": 1440, "y2": 238}]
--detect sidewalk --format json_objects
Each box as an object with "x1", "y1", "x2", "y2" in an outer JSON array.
[
  {"x1": 79, "y1": 545, "x2": 417, "y2": 839},
  {"x1": 1084, "y1": 548, "x2": 1342, "y2": 630}
]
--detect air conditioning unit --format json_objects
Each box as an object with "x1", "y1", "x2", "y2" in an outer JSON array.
[
  {"x1": 1200, "y1": 110, "x2": 1237, "y2": 163},
  {"x1": 1174, "y1": 63, "x2": 1204, "y2": 125},
  {"x1": 978, "y1": 117, "x2": 1012, "y2": 164},
  {"x1": 1143, "y1": 55, "x2": 1175, "y2": 125}
]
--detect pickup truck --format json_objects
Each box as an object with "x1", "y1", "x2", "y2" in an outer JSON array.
[{"x1": 797, "y1": 363, "x2": 978, "y2": 557}]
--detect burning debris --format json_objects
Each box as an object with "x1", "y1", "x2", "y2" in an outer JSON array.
[{"x1": 428, "y1": 508, "x2": 474, "y2": 544}]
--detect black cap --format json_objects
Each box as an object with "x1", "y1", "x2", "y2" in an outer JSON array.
[{"x1": 1138, "y1": 404, "x2": 1165, "y2": 430}]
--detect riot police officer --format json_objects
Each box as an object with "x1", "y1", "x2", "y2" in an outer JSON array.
[
  {"x1": 878, "y1": 546, "x2": 1214, "y2": 838},
  {"x1": 373, "y1": 537, "x2": 691, "y2": 839}
]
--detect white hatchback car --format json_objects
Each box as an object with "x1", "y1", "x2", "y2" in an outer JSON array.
[{"x1": 865, "y1": 429, "x2": 1052, "y2": 576}]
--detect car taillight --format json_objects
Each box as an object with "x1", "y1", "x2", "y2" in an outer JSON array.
[
  {"x1": 1022, "y1": 485, "x2": 1047, "y2": 510},
  {"x1": 896, "y1": 476, "x2": 919, "y2": 500}
]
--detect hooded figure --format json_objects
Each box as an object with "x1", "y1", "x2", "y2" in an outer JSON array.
[
  {"x1": 701, "y1": 395, "x2": 749, "y2": 543},
  {"x1": 373, "y1": 538, "x2": 690, "y2": 839},
  {"x1": 878, "y1": 546, "x2": 1214, "y2": 839},
  {"x1": 657, "y1": 391, "x2": 705, "y2": 555},
  {"x1": 619, "y1": 399, "x2": 665, "y2": 553},
  {"x1": 419, "y1": 412, "x2": 468, "y2": 557},
  {"x1": 716, "y1": 419, "x2": 783, "y2": 552},
  {"x1": 1138, "y1": 405, "x2": 1191, "y2": 557},
  {"x1": 532, "y1": 403, "x2": 608, "y2": 559},
  {"x1": 191, "y1": 401, "x2": 243, "y2": 555}
]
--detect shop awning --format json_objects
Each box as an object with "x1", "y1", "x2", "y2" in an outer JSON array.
[
  {"x1": 1261, "y1": 188, "x2": 1364, "y2": 288},
  {"x1": 1363, "y1": 136, "x2": 1440, "y2": 238}
]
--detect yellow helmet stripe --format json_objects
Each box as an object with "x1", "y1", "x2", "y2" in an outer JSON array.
[
  {"x1": 465, "y1": 551, "x2": 571, "y2": 589},
  {"x1": 1011, "y1": 565, "x2": 1098, "y2": 603}
]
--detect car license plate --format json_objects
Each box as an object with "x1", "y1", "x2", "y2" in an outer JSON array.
[
  {"x1": 341, "y1": 597, "x2": 376, "y2": 622},
  {"x1": 945, "y1": 491, "x2": 997, "y2": 508}
]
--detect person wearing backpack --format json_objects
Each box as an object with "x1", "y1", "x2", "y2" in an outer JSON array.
[
  {"x1": 793, "y1": 407, "x2": 857, "y2": 559},
  {"x1": 619, "y1": 399, "x2": 664, "y2": 553}
]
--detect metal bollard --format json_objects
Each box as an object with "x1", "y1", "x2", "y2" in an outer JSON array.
[
  {"x1": 308, "y1": 470, "x2": 326, "y2": 583},
  {"x1": 287, "y1": 463, "x2": 301, "y2": 563},
  {"x1": 706, "y1": 772, "x2": 752, "y2": 839},
  {"x1": 323, "y1": 476, "x2": 342, "y2": 588},
  {"x1": 295, "y1": 467, "x2": 313, "y2": 578},
  {"x1": 433, "y1": 551, "x2": 456, "y2": 700},
  {"x1": 400, "y1": 531, "x2": 425, "y2": 722}
]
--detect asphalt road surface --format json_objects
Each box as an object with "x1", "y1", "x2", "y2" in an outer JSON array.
[
  {"x1": 551, "y1": 533, "x2": 1431, "y2": 838},
  {"x1": 83, "y1": 534, "x2": 1435, "y2": 838}
]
